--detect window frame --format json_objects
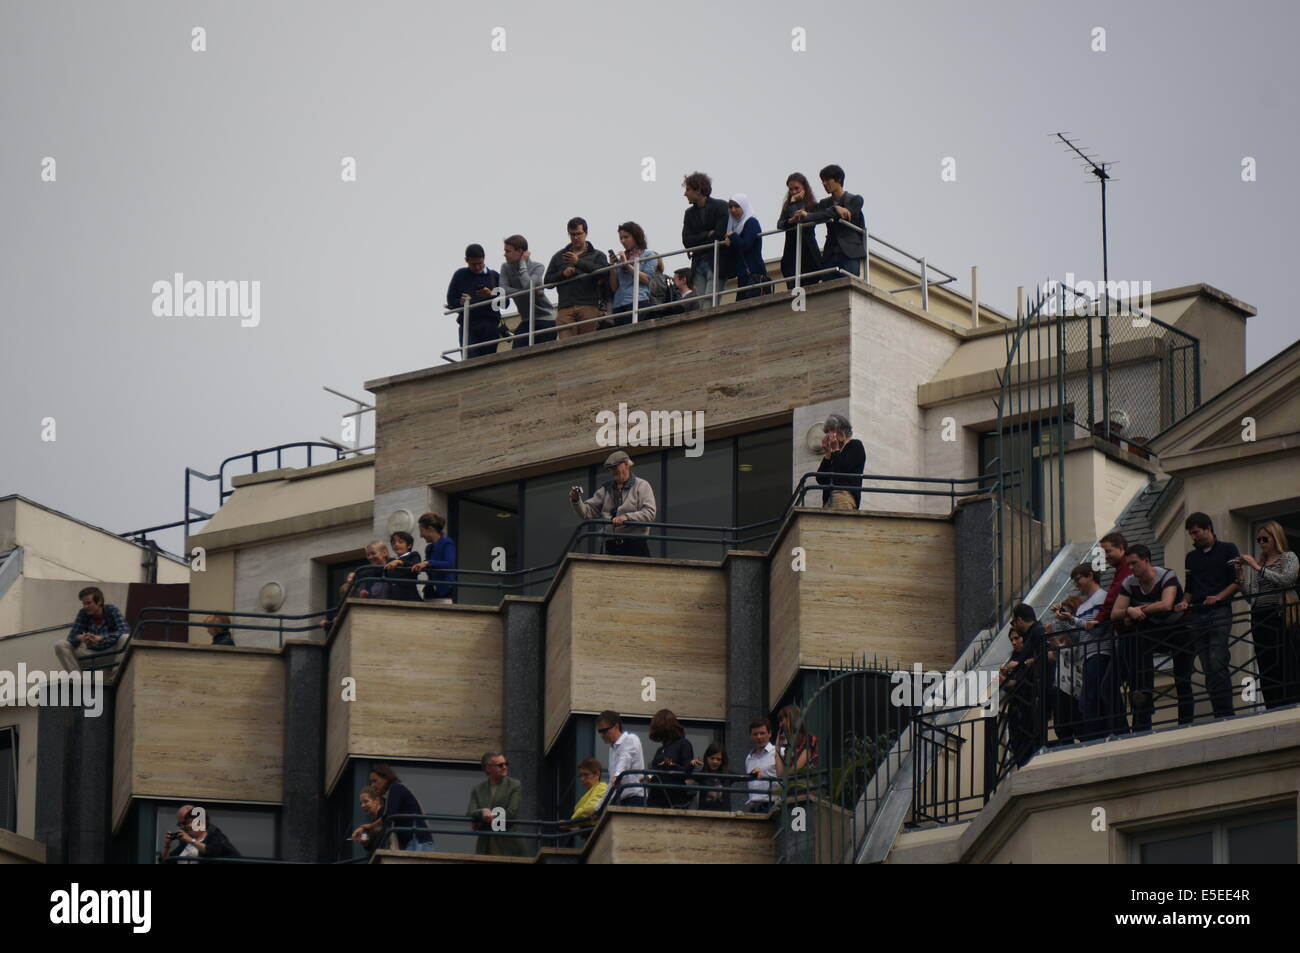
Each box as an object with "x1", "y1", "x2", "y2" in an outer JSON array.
[{"x1": 1127, "y1": 805, "x2": 1297, "y2": 864}]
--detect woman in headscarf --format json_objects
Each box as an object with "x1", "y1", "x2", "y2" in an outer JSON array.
[{"x1": 723, "y1": 193, "x2": 767, "y2": 301}]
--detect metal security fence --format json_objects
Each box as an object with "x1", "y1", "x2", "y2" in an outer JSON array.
[{"x1": 1052, "y1": 287, "x2": 1201, "y2": 449}]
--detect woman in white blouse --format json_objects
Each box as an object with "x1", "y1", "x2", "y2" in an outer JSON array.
[{"x1": 1236, "y1": 520, "x2": 1299, "y2": 709}]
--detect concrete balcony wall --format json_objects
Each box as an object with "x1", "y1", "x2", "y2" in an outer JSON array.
[
  {"x1": 368, "y1": 284, "x2": 855, "y2": 499},
  {"x1": 584, "y1": 806, "x2": 775, "y2": 864},
  {"x1": 112, "y1": 643, "x2": 284, "y2": 831},
  {"x1": 325, "y1": 601, "x2": 504, "y2": 793},
  {"x1": 768, "y1": 510, "x2": 957, "y2": 705},
  {"x1": 544, "y1": 557, "x2": 726, "y2": 750},
  {"x1": 0, "y1": 828, "x2": 45, "y2": 864},
  {"x1": 960, "y1": 708, "x2": 1300, "y2": 864}
]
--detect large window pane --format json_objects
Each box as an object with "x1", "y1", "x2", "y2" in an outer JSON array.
[
  {"x1": 378, "y1": 762, "x2": 486, "y2": 856},
  {"x1": 665, "y1": 444, "x2": 732, "y2": 561},
  {"x1": 0, "y1": 727, "x2": 15, "y2": 832},
  {"x1": 454, "y1": 485, "x2": 518, "y2": 606},
  {"x1": 1139, "y1": 830, "x2": 1213, "y2": 864},
  {"x1": 524, "y1": 467, "x2": 591, "y2": 595},
  {"x1": 1228, "y1": 817, "x2": 1298, "y2": 864},
  {"x1": 737, "y1": 426, "x2": 792, "y2": 548}
]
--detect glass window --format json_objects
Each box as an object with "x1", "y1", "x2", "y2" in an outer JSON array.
[
  {"x1": 454, "y1": 484, "x2": 518, "y2": 606},
  {"x1": 448, "y1": 424, "x2": 790, "y2": 592},
  {"x1": 737, "y1": 426, "x2": 792, "y2": 547},
  {"x1": 524, "y1": 467, "x2": 592, "y2": 595},
  {"x1": 0, "y1": 727, "x2": 15, "y2": 832},
  {"x1": 665, "y1": 444, "x2": 732, "y2": 561},
  {"x1": 1139, "y1": 830, "x2": 1213, "y2": 864},
  {"x1": 1134, "y1": 809, "x2": 1297, "y2": 864},
  {"x1": 375, "y1": 762, "x2": 492, "y2": 856},
  {"x1": 151, "y1": 800, "x2": 278, "y2": 861},
  {"x1": 1227, "y1": 816, "x2": 1297, "y2": 864}
]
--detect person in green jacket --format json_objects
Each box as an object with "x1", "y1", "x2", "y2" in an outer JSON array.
[{"x1": 467, "y1": 751, "x2": 527, "y2": 856}]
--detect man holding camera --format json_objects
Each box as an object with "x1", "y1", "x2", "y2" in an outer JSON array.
[
  {"x1": 569, "y1": 450, "x2": 657, "y2": 557},
  {"x1": 161, "y1": 804, "x2": 240, "y2": 863}
]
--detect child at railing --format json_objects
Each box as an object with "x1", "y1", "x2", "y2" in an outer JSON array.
[{"x1": 383, "y1": 531, "x2": 422, "y2": 601}]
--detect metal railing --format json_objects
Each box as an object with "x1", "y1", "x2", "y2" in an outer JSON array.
[
  {"x1": 772, "y1": 660, "x2": 913, "y2": 864},
  {"x1": 1031, "y1": 278, "x2": 1202, "y2": 448},
  {"x1": 909, "y1": 591, "x2": 1300, "y2": 826},
  {"x1": 121, "y1": 441, "x2": 358, "y2": 552},
  {"x1": 441, "y1": 221, "x2": 959, "y2": 362},
  {"x1": 327, "y1": 472, "x2": 994, "y2": 609}
]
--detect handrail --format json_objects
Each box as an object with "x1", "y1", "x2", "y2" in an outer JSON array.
[
  {"x1": 440, "y1": 219, "x2": 963, "y2": 361},
  {"x1": 327, "y1": 471, "x2": 1000, "y2": 610},
  {"x1": 905, "y1": 592, "x2": 1300, "y2": 827},
  {"x1": 0, "y1": 622, "x2": 72, "y2": 643}
]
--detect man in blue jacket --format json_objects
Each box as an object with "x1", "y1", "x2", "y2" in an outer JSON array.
[{"x1": 55, "y1": 586, "x2": 129, "y2": 671}]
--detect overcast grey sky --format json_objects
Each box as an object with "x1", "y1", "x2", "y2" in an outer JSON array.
[{"x1": 2, "y1": 0, "x2": 1297, "y2": 552}]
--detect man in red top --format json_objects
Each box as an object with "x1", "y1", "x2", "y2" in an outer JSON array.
[{"x1": 1091, "y1": 533, "x2": 1132, "y2": 632}]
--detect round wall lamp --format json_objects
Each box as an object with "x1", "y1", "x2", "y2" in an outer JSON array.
[
  {"x1": 805, "y1": 423, "x2": 828, "y2": 455},
  {"x1": 386, "y1": 508, "x2": 415, "y2": 534},
  {"x1": 258, "y1": 581, "x2": 286, "y2": 613}
]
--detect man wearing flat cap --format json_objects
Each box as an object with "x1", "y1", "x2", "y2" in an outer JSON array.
[{"x1": 569, "y1": 451, "x2": 658, "y2": 557}]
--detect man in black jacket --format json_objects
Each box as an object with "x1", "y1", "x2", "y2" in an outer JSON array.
[
  {"x1": 793, "y1": 164, "x2": 866, "y2": 277},
  {"x1": 545, "y1": 217, "x2": 609, "y2": 340},
  {"x1": 815, "y1": 413, "x2": 867, "y2": 510},
  {"x1": 162, "y1": 804, "x2": 241, "y2": 863},
  {"x1": 681, "y1": 171, "x2": 731, "y2": 302}
]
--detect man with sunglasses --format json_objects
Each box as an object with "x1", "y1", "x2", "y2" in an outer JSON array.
[
  {"x1": 467, "y1": 751, "x2": 527, "y2": 856},
  {"x1": 595, "y1": 710, "x2": 647, "y2": 808}
]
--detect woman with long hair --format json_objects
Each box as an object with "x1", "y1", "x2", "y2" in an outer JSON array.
[
  {"x1": 689, "y1": 742, "x2": 731, "y2": 811},
  {"x1": 607, "y1": 221, "x2": 658, "y2": 327},
  {"x1": 774, "y1": 704, "x2": 819, "y2": 776},
  {"x1": 647, "y1": 708, "x2": 695, "y2": 808},
  {"x1": 1237, "y1": 520, "x2": 1300, "y2": 708},
  {"x1": 777, "y1": 173, "x2": 823, "y2": 290}
]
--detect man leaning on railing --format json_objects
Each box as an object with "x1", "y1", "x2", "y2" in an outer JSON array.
[
  {"x1": 681, "y1": 171, "x2": 730, "y2": 300},
  {"x1": 498, "y1": 234, "x2": 556, "y2": 347},
  {"x1": 794, "y1": 164, "x2": 866, "y2": 278}
]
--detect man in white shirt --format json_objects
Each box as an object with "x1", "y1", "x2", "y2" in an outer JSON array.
[
  {"x1": 744, "y1": 718, "x2": 777, "y2": 813},
  {"x1": 596, "y1": 710, "x2": 646, "y2": 808}
]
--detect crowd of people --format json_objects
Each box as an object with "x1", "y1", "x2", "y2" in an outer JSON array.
[
  {"x1": 345, "y1": 706, "x2": 820, "y2": 857},
  {"x1": 999, "y1": 513, "x2": 1300, "y2": 767},
  {"x1": 444, "y1": 167, "x2": 869, "y2": 358}
]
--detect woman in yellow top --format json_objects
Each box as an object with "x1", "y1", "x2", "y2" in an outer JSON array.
[{"x1": 570, "y1": 758, "x2": 608, "y2": 826}]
